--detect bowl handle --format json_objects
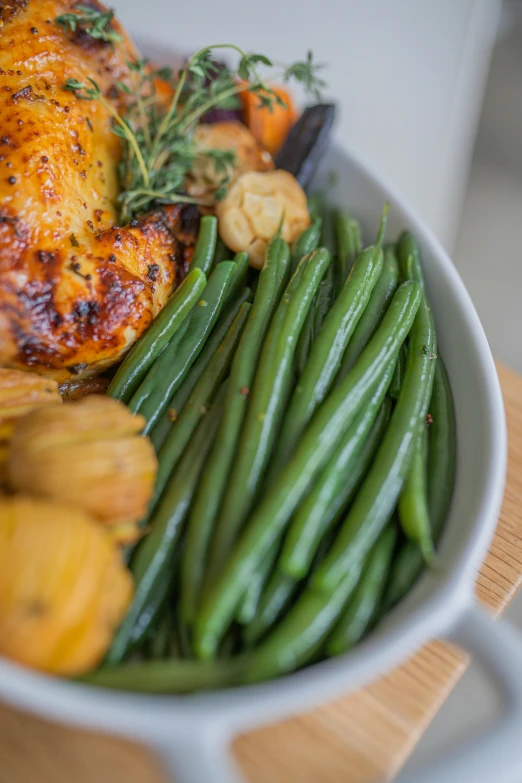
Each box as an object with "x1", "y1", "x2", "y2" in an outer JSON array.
[
  {"x1": 396, "y1": 603, "x2": 522, "y2": 783},
  {"x1": 153, "y1": 730, "x2": 245, "y2": 783}
]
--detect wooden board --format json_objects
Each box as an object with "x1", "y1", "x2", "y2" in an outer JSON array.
[{"x1": 0, "y1": 363, "x2": 521, "y2": 783}]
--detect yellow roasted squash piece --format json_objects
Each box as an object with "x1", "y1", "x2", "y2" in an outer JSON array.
[
  {"x1": 0, "y1": 369, "x2": 62, "y2": 484},
  {"x1": 0, "y1": 497, "x2": 132, "y2": 675},
  {"x1": 8, "y1": 396, "x2": 157, "y2": 539}
]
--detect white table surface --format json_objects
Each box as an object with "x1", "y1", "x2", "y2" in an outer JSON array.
[{"x1": 112, "y1": 0, "x2": 501, "y2": 249}]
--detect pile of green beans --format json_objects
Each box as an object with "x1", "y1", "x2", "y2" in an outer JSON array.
[
  {"x1": 181, "y1": 237, "x2": 291, "y2": 625},
  {"x1": 205, "y1": 246, "x2": 331, "y2": 585},
  {"x1": 92, "y1": 212, "x2": 455, "y2": 693}
]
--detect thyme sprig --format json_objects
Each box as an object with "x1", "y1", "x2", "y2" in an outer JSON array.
[
  {"x1": 63, "y1": 44, "x2": 326, "y2": 222},
  {"x1": 56, "y1": 3, "x2": 123, "y2": 45}
]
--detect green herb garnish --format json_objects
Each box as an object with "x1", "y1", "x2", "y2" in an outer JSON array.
[
  {"x1": 56, "y1": 3, "x2": 123, "y2": 44},
  {"x1": 63, "y1": 44, "x2": 326, "y2": 222}
]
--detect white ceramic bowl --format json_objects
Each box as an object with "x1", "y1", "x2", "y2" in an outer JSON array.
[{"x1": 0, "y1": 143, "x2": 514, "y2": 783}]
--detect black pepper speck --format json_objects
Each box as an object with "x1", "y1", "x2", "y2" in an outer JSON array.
[
  {"x1": 8, "y1": 176, "x2": 15, "y2": 184},
  {"x1": 147, "y1": 263, "x2": 160, "y2": 281}
]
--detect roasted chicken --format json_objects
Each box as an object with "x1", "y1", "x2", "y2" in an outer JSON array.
[{"x1": 0, "y1": 0, "x2": 196, "y2": 380}]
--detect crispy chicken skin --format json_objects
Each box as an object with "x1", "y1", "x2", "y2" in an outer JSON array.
[{"x1": 0, "y1": 0, "x2": 196, "y2": 380}]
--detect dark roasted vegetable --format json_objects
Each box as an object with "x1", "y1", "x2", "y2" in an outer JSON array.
[{"x1": 275, "y1": 104, "x2": 336, "y2": 189}]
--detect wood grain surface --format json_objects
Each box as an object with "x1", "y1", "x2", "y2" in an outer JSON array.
[{"x1": 0, "y1": 363, "x2": 520, "y2": 783}]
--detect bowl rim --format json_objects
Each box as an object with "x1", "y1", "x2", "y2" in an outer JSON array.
[{"x1": 0, "y1": 139, "x2": 507, "y2": 740}]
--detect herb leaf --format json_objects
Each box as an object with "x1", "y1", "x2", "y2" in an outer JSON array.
[
  {"x1": 63, "y1": 77, "x2": 101, "y2": 101},
  {"x1": 282, "y1": 50, "x2": 326, "y2": 100},
  {"x1": 55, "y1": 3, "x2": 123, "y2": 44}
]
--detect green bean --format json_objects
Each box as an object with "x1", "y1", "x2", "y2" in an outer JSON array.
[
  {"x1": 307, "y1": 193, "x2": 323, "y2": 221},
  {"x1": 337, "y1": 243, "x2": 399, "y2": 381},
  {"x1": 281, "y1": 394, "x2": 393, "y2": 579},
  {"x1": 396, "y1": 231, "x2": 423, "y2": 283},
  {"x1": 398, "y1": 424, "x2": 434, "y2": 562},
  {"x1": 120, "y1": 563, "x2": 173, "y2": 650},
  {"x1": 335, "y1": 210, "x2": 362, "y2": 282},
  {"x1": 313, "y1": 265, "x2": 336, "y2": 329},
  {"x1": 189, "y1": 215, "x2": 218, "y2": 275},
  {"x1": 176, "y1": 610, "x2": 193, "y2": 659},
  {"x1": 245, "y1": 386, "x2": 393, "y2": 642},
  {"x1": 313, "y1": 272, "x2": 436, "y2": 595},
  {"x1": 326, "y1": 523, "x2": 397, "y2": 655},
  {"x1": 294, "y1": 260, "x2": 334, "y2": 377},
  {"x1": 149, "y1": 288, "x2": 252, "y2": 452},
  {"x1": 205, "y1": 248, "x2": 331, "y2": 588},
  {"x1": 129, "y1": 262, "x2": 235, "y2": 433},
  {"x1": 294, "y1": 309, "x2": 315, "y2": 377},
  {"x1": 290, "y1": 216, "x2": 322, "y2": 274},
  {"x1": 106, "y1": 268, "x2": 206, "y2": 403},
  {"x1": 426, "y1": 361, "x2": 456, "y2": 537},
  {"x1": 83, "y1": 658, "x2": 241, "y2": 693},
  {"x1": 180, "y1": 238, "x2": 291, "y2": 625},
  {"x1": 272, "y1": 242, "x2": 384, "y2": 471},
  {"x1": 235, "y1": 554, "x2": 275, "y2": 626},
  {"x1": 152, "y1": 302, "x2": 251, "y2": 508},
  {"x1": 147, "y1": 608, "x2": 172, "y2": 659},
  {"x1": 218, "y1": 629, "x2": 240, "y2": 660},
  {"x1": 106, "y1": 384, "x2": 227, "y2": 665},
  {"x1": 384, "y1": 359, "x2": 455, "y2": 608},
  {"x1": 241, "y1": 561, "x2": 365, "y2": 683},
  {"x1": 194, "y1": 281, "x2": 421, "y2": 659},
  {"x1": 395, "y1": 230, "x2": 438, "y2": 563},
  {"x1": 211, "y1": 236, "x2": 231, "y2": 269},
  {"x1": 243, "y1": 570, "x2": 298, "y2": 645},
  {"x1": 226, "y1": 252, "x2": 250, "y2": 304},
  {"x1": 144, "y1": 319, "x2": 190, "y2": 451},
  {"x1": 247, "y1": 527, "x2": 335, "y2": 645},
  {"x1": 389, "y1": 343, "x2": 407, "y2": 400}
]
